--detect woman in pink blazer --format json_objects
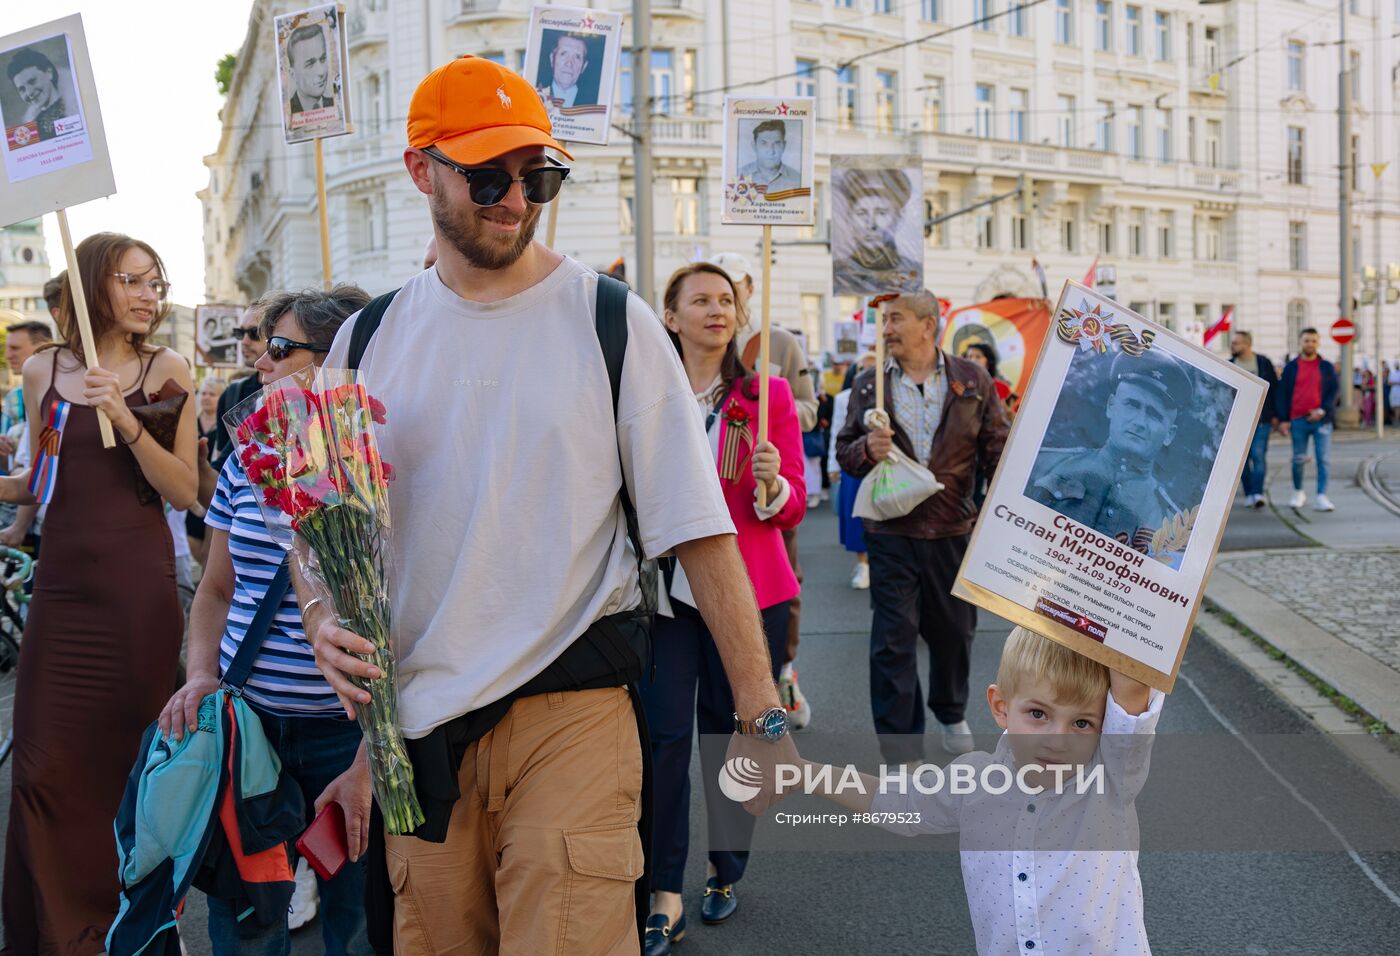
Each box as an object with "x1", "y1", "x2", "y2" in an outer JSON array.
[{"x1": 640, "y1": 262, "x2": 806, "y2": 954}]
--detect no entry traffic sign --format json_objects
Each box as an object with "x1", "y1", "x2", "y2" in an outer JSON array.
[{"x1": 1331, "y1": 318, "x2": 1356, "y2": 344}]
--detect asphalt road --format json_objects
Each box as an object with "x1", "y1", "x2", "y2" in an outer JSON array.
[{"x1": 3, "y1": 497, "x2": 1399, "y2": 953}]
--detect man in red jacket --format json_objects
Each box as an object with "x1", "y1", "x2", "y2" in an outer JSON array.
[{"x1": 835, "y1": 290, "x2": 1008, "y2": 763}]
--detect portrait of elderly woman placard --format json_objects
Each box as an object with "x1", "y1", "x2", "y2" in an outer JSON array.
[{"x1": 830, "y1": 155, "x2": 924, "y2": 296}]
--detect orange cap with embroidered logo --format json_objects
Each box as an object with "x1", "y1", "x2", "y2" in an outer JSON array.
[{"x1": 407, "y1": 55, "x2": 574, "y2": 165}]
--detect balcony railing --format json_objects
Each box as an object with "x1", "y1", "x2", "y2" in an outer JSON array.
[
  {"x1": 348, "y1": 9, "x2": 387, "y2": 47},
  {"x1": 918, "y1": 131, "x2": 1243, "y2": 194},
  {"x1": 615, "y1": 116, "x2": 718, "y2": 147}
]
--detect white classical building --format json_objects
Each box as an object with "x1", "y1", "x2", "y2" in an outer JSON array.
[
  {"x1": 201, "y1": 0, "x2": 1400, "y2": 365},
  {"x1": 0, "y1": 220, "x2": 54, "y2": 324}
]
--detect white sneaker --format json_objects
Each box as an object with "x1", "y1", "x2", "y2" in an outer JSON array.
[
  {"x1": 287, "y1": 858, "x2": 320, "y2": 931},
  {"x1": 1241, "y1": 494, "x2": 1257, "y2": 508},
  {"x1": 778, "y1": 668, "x2": 812, "y2": 731},
  {"x1": 1252, "y1": 495, "x2": 1267, "y2": 510},
  {"x1": 941, "y1": 720, "x2": 975, "y2": 755},
  {"x1": 1314, "y1": 494, "x2": 1335, "y2": 512},
  {"x1": 806, "y1": 494, "x2": 822, "y2": 510},
  {"x1": 850, "y1": 562, "x2": 870, "y2": 590},
  {"x1": 1289, "y1": 490, "x2": 1307, "y2": 509}
]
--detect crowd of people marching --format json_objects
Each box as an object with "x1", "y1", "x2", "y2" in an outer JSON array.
[{"x1": 0, "y1": 54, "x2": 1205, "y2": 956}]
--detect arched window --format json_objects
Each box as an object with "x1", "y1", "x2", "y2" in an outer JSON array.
[{"x1": 1286, "y1": 299, "x2": 1308, "y2": 351}]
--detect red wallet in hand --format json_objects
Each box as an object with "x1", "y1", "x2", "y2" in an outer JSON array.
[{"x1": 296, "y1": 802, "x2": 349, "y2": 880}]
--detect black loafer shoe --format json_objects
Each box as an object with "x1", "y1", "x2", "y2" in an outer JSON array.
[
  {"x1": 701, "y1": 877, "x2": 738, "y2": 924},
  {"x1": 644, "y1": 912, "x2": 686, "y2": 956}
]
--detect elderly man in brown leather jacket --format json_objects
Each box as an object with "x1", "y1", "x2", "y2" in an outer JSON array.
[{"x1": 835, "y1": 290, "x2": 1008, "y2": 764}]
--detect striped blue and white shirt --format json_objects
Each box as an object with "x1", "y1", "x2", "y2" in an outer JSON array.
[{"x1": 205, "y1": 456, "x2": 343, "y2": 716}]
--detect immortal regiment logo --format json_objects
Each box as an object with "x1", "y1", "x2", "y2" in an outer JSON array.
[{"x1": 718, "y1": 759, "x2": 1106, "y2": 803}]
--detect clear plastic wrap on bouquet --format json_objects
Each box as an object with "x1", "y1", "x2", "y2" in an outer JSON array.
[{"x1": 223, "y1": 366, "x2": 424, "y2": 835}]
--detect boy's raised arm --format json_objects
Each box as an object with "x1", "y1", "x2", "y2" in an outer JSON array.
[{"x1": 1109, "y1": 668, "x2": 1152, "y2": 717}]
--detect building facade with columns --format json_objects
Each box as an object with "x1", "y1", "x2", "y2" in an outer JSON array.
[{"x1": 201, "y1": 0, "x2": 1400, "y2": 367}]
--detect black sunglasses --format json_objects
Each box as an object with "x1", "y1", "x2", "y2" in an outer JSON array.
[
  {"x1": 234, "y1": 327, "x2": 262, "y2": 341},
  {"x1": 266, "y1": 336, "x2": 331, "y2": 361},
  {"x1": 423, "y1": 149, "x2": 569, "y2": 207}
]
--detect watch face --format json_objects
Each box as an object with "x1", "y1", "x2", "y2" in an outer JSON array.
[{"x1": 758, "y1": 707, "x2": 789, "y2": 741}]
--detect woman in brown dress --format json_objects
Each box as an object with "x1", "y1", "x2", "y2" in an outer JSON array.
[{"x1": 0, "y1": 233, "x2": 196, "y2": 954}]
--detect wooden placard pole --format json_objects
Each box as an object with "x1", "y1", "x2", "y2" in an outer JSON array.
[
  {"x1": 314, "y1": 138, "x2": 332, "y2": 290},
  {"x1": 56, "y1": 209, "x2": 115, "y2": 448},
  {"x1": 756, "y1": 224, "x2": 773, "y2": 508},
  {"x1": 874, "y1": 300, "x2": 885, "y2": 414}
]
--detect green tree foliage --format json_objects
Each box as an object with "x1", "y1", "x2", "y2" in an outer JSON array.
[{"x1": 215, "y1": 53, "x2": 237, "y2": 96}]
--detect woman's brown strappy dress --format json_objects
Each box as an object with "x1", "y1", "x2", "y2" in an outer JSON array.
[{"x1": 2, "y1": 350, "x2": 183, "y2": 954}]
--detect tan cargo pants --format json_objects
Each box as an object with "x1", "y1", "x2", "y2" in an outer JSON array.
[{"x1": 385, "y1": 687, "x2": 644, "y2": 955}]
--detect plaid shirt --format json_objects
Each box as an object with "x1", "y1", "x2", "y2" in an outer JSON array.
[{"x1": 887, "y1": 354, "x2": 946, "y2": 462}]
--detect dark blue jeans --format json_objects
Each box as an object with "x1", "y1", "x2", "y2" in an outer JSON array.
[
  {"x1": 206, "y1": 708, "x2": 370, "y2": 956},
  {"x1": 1241, "y1": 422, "x2": 1271, "y2": 497},
  {"x1": 641, "y1": 599, "x2": 789, "y2": 892}
]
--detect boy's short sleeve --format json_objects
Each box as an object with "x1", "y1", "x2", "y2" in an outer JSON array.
[{"x1": 1099, "y1": 688, "x2": 1164, "y2": 802}]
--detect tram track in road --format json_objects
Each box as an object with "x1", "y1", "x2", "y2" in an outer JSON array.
[{"x1": 1358, "y1": 450, "x2": 1400, "y2": 519}]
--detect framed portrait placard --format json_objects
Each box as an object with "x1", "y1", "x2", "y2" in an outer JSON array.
[
  {"x1": 0, "y1": 14, "x2": 115, "y2": 225},
  {"x1": 720, "y1": 96, "x2": 814, "y2": 226},
  {"x1": 523, "y1": 5, "x2": 623, "y2": 146},
  {"x1": 952, "y1": 281, "x2": 1267, "y2": 691},
  {"x1": 830, "y1": 154, "x2": 923, "y2": 296},
  {"x1": 195, "y1": 303, "x2": 247, "y2": 369},
  {"x1": 274, "y1": 4, "x2": 353, "y2": 145}
]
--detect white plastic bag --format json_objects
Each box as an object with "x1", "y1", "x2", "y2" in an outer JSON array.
[{"x1": 852, "y1": 408, "x2": 945, "y2": 521}]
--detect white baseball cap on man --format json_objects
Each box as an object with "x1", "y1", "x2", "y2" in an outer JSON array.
[{"x1": 708, "y1": 252, "x2": 753, "y2": 285}]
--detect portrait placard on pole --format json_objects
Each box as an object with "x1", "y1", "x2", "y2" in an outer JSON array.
[
  {"x1": 720, "y1": 96, "x2": 815, "y2": 227},
  {"x1": 195, "y1": 304, "x2": 248, "y2": 369},
  {"x1": 0, "y1": 15, "x2": 118, "y2": 446},
  {"x1": 274, "y1": 4, "x2": 351, "y2": 289},
  {"x1": 523, "y1": 5, "x2": 623, "y2": 147},
  {"x1": 274, "y1": 4, "x2": 353, "y2": 146},
  {"x1": 0, "y1": 15, "x2": 115, "y2": 223},
  {"x1": 830, "y1": 155, "x2": 923, "y2": 296},
  {"x1": 952, "y1": 282, "x2": 1267, "y2": 691}
]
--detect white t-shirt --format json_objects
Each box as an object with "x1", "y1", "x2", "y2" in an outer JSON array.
[{"x1": 325, "y1": 257, "x2": 734, "y2": 737}]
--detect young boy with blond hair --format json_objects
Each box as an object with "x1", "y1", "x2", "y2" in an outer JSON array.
[{"x1": 810, "y1": 626, "x2": 1161, "y2": 954}]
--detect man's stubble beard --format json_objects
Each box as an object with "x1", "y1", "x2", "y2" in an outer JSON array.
[{"x1": 431, "y1": 174, "x2": 541, "y2": 270}]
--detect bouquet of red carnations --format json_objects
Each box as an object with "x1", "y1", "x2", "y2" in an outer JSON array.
[{"x1": 225, "y1": 367, "x2": 424, "y2": 834}]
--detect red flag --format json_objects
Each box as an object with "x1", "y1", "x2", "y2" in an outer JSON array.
[
  {"x1": 1202, "y1": 307, "x2": 1233, "y2": 346},
  {"x1": 1082, "y1": 256, "x2": 1099, "y2": 288}
]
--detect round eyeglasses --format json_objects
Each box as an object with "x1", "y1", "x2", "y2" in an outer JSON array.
[{"x1": 111, "y1": 272, "x2": 171, "y2": 301}]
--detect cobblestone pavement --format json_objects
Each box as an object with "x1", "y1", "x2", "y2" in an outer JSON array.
[{"x1": 1218, "y1": 549, "x2": 1400, "y2": 674}]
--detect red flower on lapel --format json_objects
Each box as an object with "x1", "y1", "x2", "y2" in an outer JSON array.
[{"x1": 723, "y1": 402, "x2": 750, "y2": 427}]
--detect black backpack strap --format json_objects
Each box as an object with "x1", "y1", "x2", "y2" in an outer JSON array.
[
  {"x1": 221, "y1": 559, "x2": 291, "y2": 692},
  {"x1": 347, "y1": 288, "x2": 401, "y2": 370},
  {"x1": 594, "y1": 275, "x2": 646, "y2": 569},
  {"x1": 593, "y1": 272, "x2": 655, "y2": 949}
]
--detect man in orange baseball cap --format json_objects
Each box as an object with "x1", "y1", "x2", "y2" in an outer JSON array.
[{"x1": 307, "y1": 56, "x2": 790, "y2": 956}]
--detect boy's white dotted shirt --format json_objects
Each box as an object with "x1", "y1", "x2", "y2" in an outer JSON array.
[{"x1": 872, "y1": 688, "x2": 1164, "y2": 955}]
